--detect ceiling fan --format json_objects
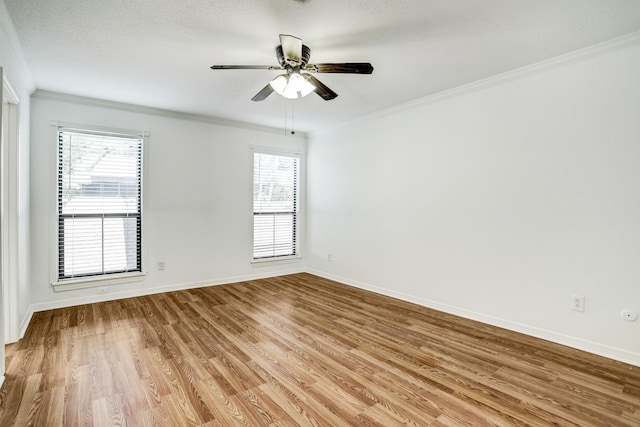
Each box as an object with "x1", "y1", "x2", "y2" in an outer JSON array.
[{"x1": 211, "y1": 34, "x2": 374, "y2": 101}]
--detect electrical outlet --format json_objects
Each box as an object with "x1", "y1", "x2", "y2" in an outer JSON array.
[
  {"x1": 327, "y1": 253, "x2": 333, "y2": 262},
  {"x1": 157, "y1": 260, "x2": 166, "y2": 271},
  {"x1": 571, "y1": 295, "x2": 585, "y2": 312}
]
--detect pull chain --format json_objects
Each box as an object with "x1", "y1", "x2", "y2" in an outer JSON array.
[{"x1": 284, "y1": 103, "x2": 296, "y2": 136}]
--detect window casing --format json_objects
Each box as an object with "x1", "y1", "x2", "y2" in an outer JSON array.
[
  {"x1": 253, "y1": 151, "x2": 299, "y2": 260},
  {"x1": 57, "y1": 127, "x2": 142, "y2": 280}
]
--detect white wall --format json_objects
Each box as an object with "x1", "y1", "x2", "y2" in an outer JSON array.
[
  {"x1": 307, "y1": 37, "x2": 640, "y2": 366},
  {"x1": 29, "y1": 94, "x2": 306, "y2": 311},
  {"x1": 0, "y1": 0, "x2": 35, "y2": 382},
  {"x1": 7, "y1": 2, "x2": 640, "y2": 373}
]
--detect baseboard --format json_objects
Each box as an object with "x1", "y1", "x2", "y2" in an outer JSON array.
[
  {"x1": 26, "y1": 267, "x2": 305, "y2": 319},
  {"x1": 307, "y1": 269, "x2": 640, "y2": 368},
  {"x1": 22, "y1": 267, "x2": 639, "y2": 368},
  {"x1": 19, "y1": 309, "x2": 33, "y2": 340}
]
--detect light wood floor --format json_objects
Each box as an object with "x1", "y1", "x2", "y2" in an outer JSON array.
[{"x1": 1, "y1": 273, "x2": 639, "y2": 426}]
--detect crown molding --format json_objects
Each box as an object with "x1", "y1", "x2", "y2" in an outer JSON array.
[
  {"x1": 313, "y1": 31, "x2": 640, "y2": 137},
  {"x1": 32, "y1": 89, "x2": 306, "y2": 137}
]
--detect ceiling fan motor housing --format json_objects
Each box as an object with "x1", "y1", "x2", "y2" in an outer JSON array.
[
  {"x1": 276, "y1": 44, "x2": 311, "y2": 68},
  {"x1": 211, "y1": 35, "x2": 373, "y2": 101}
]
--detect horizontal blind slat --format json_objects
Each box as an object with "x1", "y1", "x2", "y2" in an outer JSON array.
[
  {"x1": 58, "y1": 128, "x2": 142, "y2": 279},
  {"x1": 253, "y1": 152, "x2": 298, "y2": 259}
]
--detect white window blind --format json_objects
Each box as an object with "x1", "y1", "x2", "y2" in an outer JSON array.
[
  {"x1": 57, "y1": 127, "x2": 142, "y2": 279},
  {"x1": 253, "y1": 152, "x2": 299, "y2": 260}
]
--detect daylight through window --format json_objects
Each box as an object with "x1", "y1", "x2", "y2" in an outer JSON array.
[
  {"x1": 57, "y1": 127, "x2": 142, "y2": 279},
  {"x1": 253, "y1": 151, "x2": 299, "y2": 260}
]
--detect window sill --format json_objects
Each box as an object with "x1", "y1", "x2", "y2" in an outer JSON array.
[
  {"x1": 251, "y1": 255, "x2": 302, "y2": 267},
  {"x1": 51, "y1": 271, "x2": 146, "y2": 292}
]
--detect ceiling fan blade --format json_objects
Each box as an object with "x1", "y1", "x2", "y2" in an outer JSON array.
[
  {"x1": 211, "y1": 65, "x2": 282, "y2": 70},
  {"x1": 251, "y1": 84, "x2": 275, "y2": 101},
  {"x1": 279, "y1": 34, "x2": 303, "y2": 65},
  {"x1": 305, "y1": 63, "x2": 374, "y2": 74},
  {"x1": 304, "y1": 74, "x2": 338, "y2": 100}
]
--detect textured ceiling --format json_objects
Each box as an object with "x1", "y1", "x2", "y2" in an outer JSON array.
[{"x1": 5, "y1": 0, "x2": 640, "y2": 132}]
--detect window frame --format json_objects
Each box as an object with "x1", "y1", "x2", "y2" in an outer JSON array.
[
  {"x1": 251, "y1": 147, "x2": 301, "y2": 264},
  {"x1": 51, "y1": 122, "x2": 147, "y2": 291}
]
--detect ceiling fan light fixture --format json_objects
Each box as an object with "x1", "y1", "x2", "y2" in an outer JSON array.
[
  {"x1": 269, "y1": 72, "x2": 316, "y2": 99},
  {"x1": 212, "y1": 34, "x2": 373, "y2": 101},
  {"x1": 269, "y1": 74, "x2": 288, "y2": 95}
]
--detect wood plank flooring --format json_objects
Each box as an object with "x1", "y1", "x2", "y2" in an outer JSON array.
[{"x1": 1, "y1": 273, "x2": 639, "y2": 426}]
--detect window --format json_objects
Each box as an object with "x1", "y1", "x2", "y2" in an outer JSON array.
[
  {"x1": 253, "y1": 151, "x2": 299, "y2": 260},
  {"x1": 57, "y1": 127, "x2": 142, "y2": 280}
]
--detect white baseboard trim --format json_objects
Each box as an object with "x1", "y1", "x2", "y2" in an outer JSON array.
[
  {"x1": 21, "y1": 267, "x2": 639, "y2": 368},
  {"x1": 307, "y1": 269, "x2": 640, "y2": 368},
  {"x1": 19, "y1": 309, "x2": 33, "y2": 340},
  {"x1": 25, "y1": 267, "x2": 304, "y2": 322}
]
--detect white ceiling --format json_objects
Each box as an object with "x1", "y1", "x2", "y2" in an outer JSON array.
[{"x1": 5, "y1": 0, "x2": 640, "y2": 132}]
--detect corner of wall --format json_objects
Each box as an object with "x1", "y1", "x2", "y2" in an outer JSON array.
[{"x1": 0, "y1": 2, "x2": 36, "y2": 93}]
